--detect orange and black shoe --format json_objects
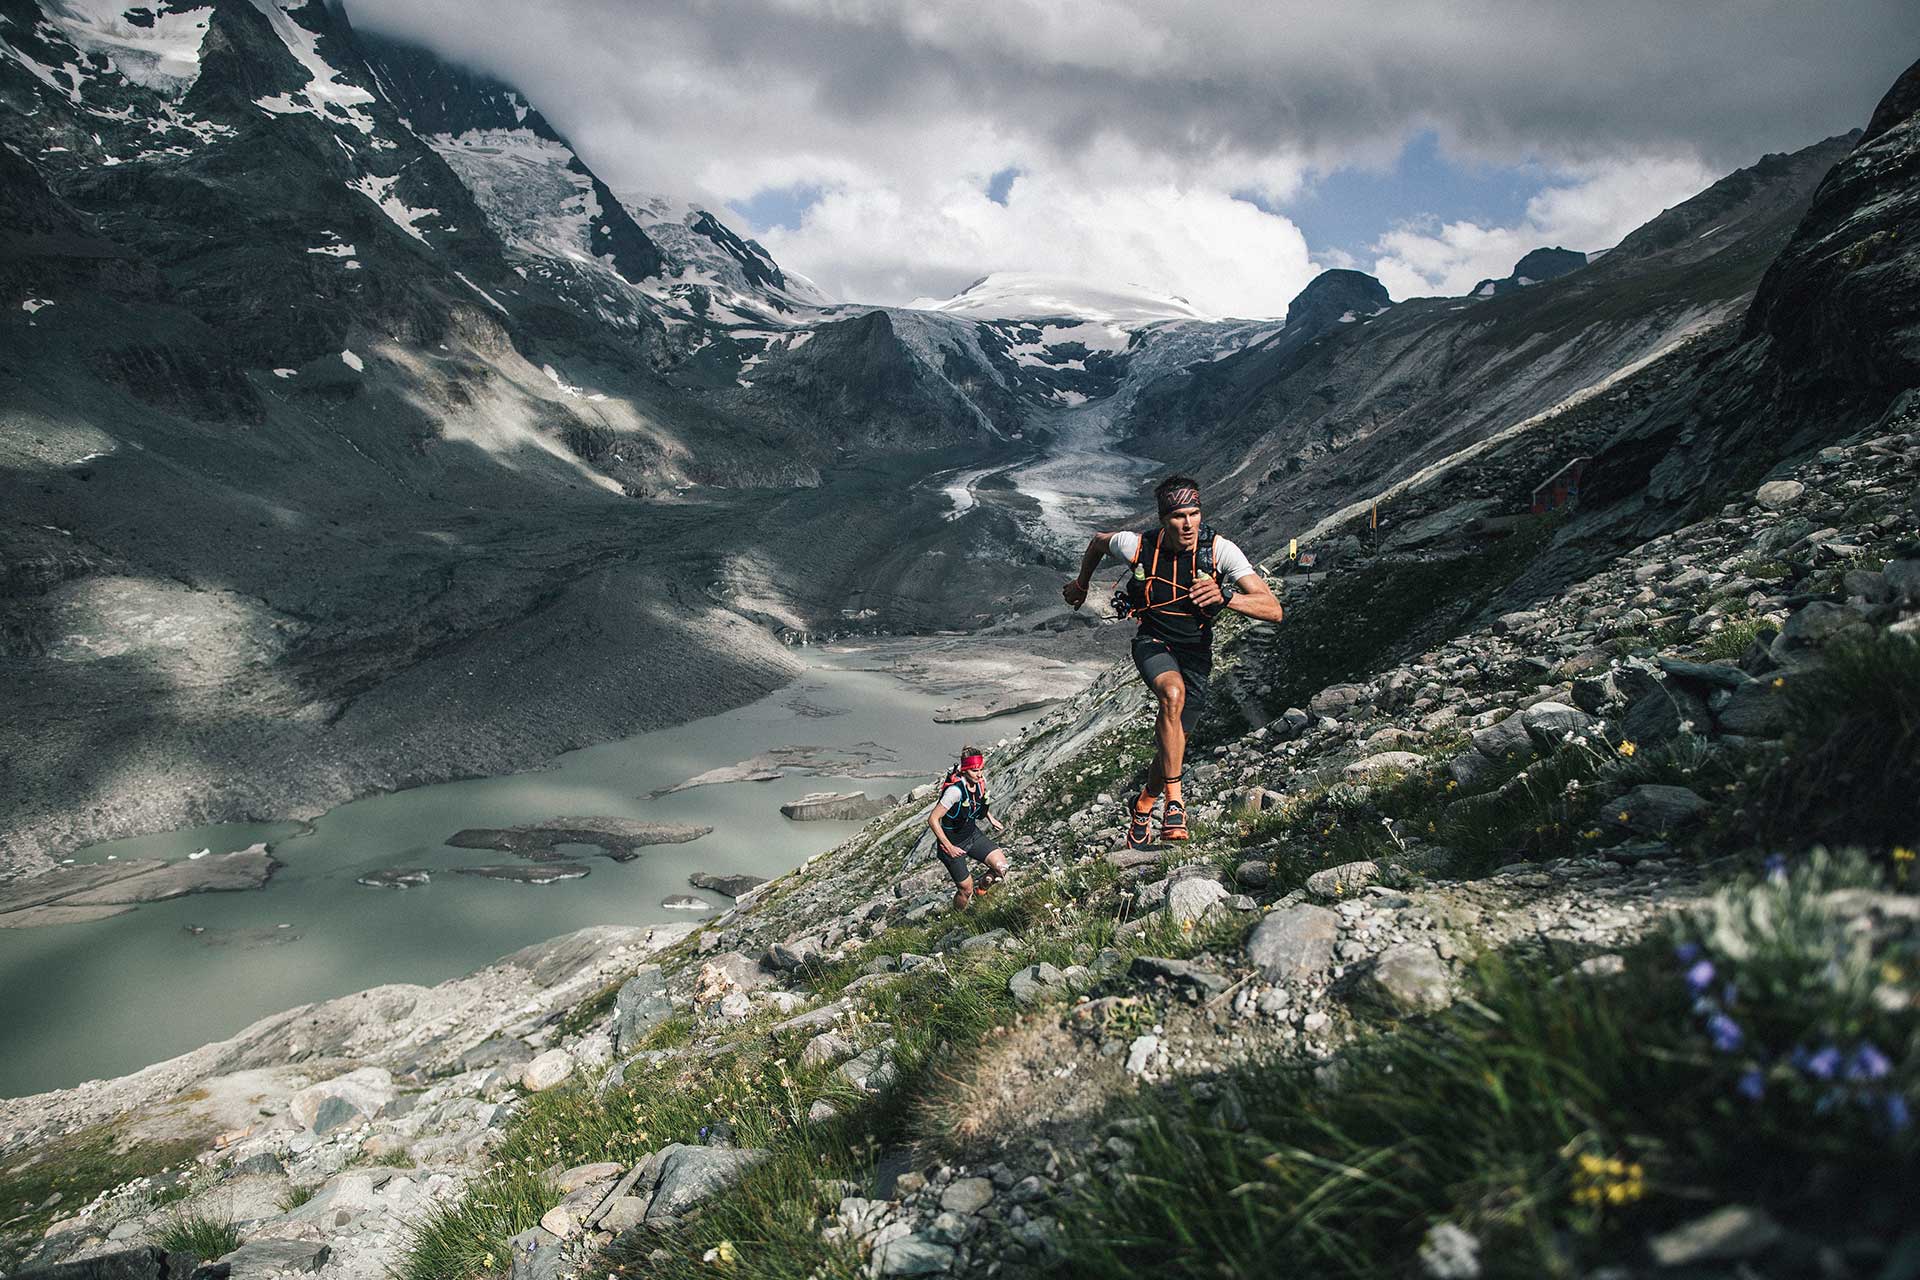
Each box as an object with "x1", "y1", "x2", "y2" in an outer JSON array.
[
  {"x1": 1126, "y1": 791, "x2": 1158, "y2": 849},
  {"x1": 1161, "y1": 797, "x2": 1190, "y2": 842}
]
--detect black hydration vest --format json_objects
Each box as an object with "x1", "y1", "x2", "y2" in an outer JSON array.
[
  {"x1": 938, "y1": 772, "x2": 989, "y2": 838},
  {"x1": 1112, "y1": 525, "x2": 1232, "y2": 646}
]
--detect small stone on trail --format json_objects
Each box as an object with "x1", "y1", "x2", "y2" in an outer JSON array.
[
  {"x1": 1306, "y1": 860, "x2": 1380, "y2": 901},
  {"x1": 1233, "y1": 859, "x2": 1271, "y2": 888},
  {"x1": 1008, "y1": 962, "x2": 1069, "y2": 1005},
  {"x1": 1364, "y1": 943, "x2": 1452, "y2": 1014},
  {"x1": 940, "y1": 1176, "x2": 996, "y2": 1214}
]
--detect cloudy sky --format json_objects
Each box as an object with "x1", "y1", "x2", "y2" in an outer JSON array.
[{"x1": 348, "y1": 0, "x2": 1914, "y2": 317}]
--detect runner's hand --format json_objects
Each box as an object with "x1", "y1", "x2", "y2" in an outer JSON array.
[
  {"x1": 1062, "y1": 579, "x2": 1088, "y2": 609},
  {"x1": 1189, "y1": 575, "x2": 1224, "y2": 609}
]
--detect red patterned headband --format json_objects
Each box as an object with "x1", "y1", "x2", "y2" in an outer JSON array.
[
  {"x1": 1158, "y1": 486, "x2": 1201, "y2": 516},
  {"x1": 960, "y1": 754, "x2": 985, "y2": 770}
]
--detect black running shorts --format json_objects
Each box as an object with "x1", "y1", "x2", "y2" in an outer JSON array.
[
  {"x1": 936, "y1": 828, "x2": 1001, "y2": 885},
  {"x1": 1131, "y1": 632, "x2": 1211, "y2": 733}
]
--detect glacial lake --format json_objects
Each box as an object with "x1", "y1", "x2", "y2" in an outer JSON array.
[{"x1": 0, "y1": 657, "x2": 1034, "y2": 1098}]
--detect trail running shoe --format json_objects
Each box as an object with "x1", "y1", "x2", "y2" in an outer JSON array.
[
  {"x1": 1162, "y1": 799, "x2": 1190, "y2": 841},
  {"x1": 1126, "y1": 802, "x2": 1155, "y2": 849}
]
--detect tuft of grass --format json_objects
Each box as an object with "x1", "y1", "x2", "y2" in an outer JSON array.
[
  {"x1": 277, "y1": 1184, "x2": 317, "y2": 1213},
  {"x1": 1056, "y1": 855, "x2": 1919, "y2": 1278},
  {"x1": 1752, "y1": 633, "x2": 1920, "y2": 852},
  {"x1": 637, "y1": 1013, "x2": 697, "y2": 1051},
  {"x1": 154, "y1": 1211, "x2": 240, "y2": 1262},
  {"x1": 1699, "y1": 616, "x2": 1764, "y2": 661}
]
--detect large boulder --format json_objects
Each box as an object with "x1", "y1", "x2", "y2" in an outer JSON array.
[
  {"x1": 1518, "y1": 701, "x2": 1595, "y2": 748},
  {"x1": 289, "y1": 1067, "x2": 394, "y2": 1131},
  {"x1": 215, "y1": 1240, "x2": 332, "y2": 1277},
  {"x1": 1007, "y1": 962, "x2": 1069, "y2": 1006},
  {"x1": 1166, "y1": 876, "x2": 1228, "y2": 924},
  {"x1": 1715, "y1": 678, "x2": 1790, "y2": 737},
  {"x1": 766, "y1": 936, "x2": 824, "y2": 970},
  {"x1": 1615, "y1": 667, "x2": 1708, "y2": 744},
  {"x1": 1447, "y1": 751, "x2": 1504, "y2": 791},
  {"x1": 1770, "y1": 602, "x2": 1871, "y2": 666},
  {"x1": 636, "y1": 1144, "x2": 770, "y2": 1228},
  {"x1": 1602, "y1": 785, "x2": 1709, "y2": 839},
  {"x1": 1469, "y1": 713, "x2": 1534, "y2": 763},
  {"x1": 611, "y1": 967, "x2": 674, "y2": 1053},
  {"x1": 1246, "y1": 904, "x2": 1340, "y2": 984},
  {"x1": 521, "y1": 1050, "x2": 575, "y2": 1093},
  {"x1": 1308, "y1": 683, "x2": 1370, "y2": 719}
]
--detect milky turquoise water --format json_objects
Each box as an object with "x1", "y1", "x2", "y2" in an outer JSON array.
[{"x1": 0, "y1": 660, "x2": 1026, "y2": 1098}]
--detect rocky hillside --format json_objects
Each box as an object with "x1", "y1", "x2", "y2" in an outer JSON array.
[
  {"x1": 4, "y1": 60, "x2": 1917, "y2": 1280},
  {"x1": 5, "y1": 364, "x2": 1913, "y2": 1280},
  {"x1": 1120, "y1": 130, "x2": 1858, "y2": 554}
]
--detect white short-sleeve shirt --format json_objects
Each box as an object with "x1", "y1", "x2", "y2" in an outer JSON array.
[
  {"x1": 1106, "y1": 530, "x2": 1255, "y2": 582},
  {"x1": 939, "y1": 783, "x2": 966, "y2": 810}
]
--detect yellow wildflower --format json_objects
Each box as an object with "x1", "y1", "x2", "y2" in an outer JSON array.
[
  {"x1": 1571, "y1": 1152, "x2": 1647, "y2": 1209},
  {"x1": 1617, "y1": 740, "x2": 1637, "y2": 758},
  {"x1": 1772, "y1": 676, "x2": 1786, "y2": 689}
]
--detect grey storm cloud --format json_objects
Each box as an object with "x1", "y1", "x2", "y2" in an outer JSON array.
[{"x1": 341, "y1": 0, "x2": 1916, "y2": 188}]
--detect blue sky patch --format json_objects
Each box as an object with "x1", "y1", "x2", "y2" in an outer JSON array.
[
  {"x1": 726, "y1": 182, "x2": 825, "y2": 232},
  {"x1": 985, "y1": 166, "x2": 1021, "y2": 205},
  {"x1": 1245, "y1": 132, "x2": 1556, "y2": 265}
]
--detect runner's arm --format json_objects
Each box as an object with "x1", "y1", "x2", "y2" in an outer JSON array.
[
  {"x1": 928, "y1": 801, "x2": 964, "y2": 857},
  {"x1": 1225, "y1": 572, "x2": 1285, "y2": 623},
  {"x1": 1062, "y1": 532, "x2": 1116, "y2": 609}
]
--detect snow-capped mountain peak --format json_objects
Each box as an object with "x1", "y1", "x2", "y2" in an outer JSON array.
[{"x1": 907, "y1": 272, "x2": 1213, "y2": 325}]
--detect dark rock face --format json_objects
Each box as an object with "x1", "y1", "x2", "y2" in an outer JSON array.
[
  {"x1": 1745, "y1": 59, "x2": 1920, "y2": 403},
  {"x1": 572, "y1": 159, "x2": 666, "y2": 283},
  {"x1": 1580, "y1": 59, "x2": 1919, "y2": 536},
  {"x1": 1467, "y1": 246, "x2": 1587, "y2": 299},
  {"x1": 688, "y1": 210, "x2": 785, "y2": 292},
  {"x1": 1283, "y1": 268, "x2": 1391, "y2": 333},
  {"x1": 354, "y1": 29, "x2": 566, "y2": 141}
]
